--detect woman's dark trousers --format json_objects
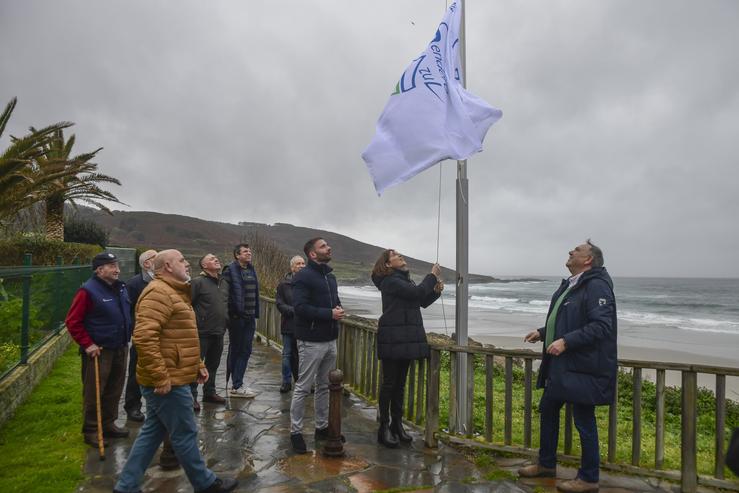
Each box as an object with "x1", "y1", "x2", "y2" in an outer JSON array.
[{"x1": 378, "y1": 359, "x2": 411, "y2": 425}]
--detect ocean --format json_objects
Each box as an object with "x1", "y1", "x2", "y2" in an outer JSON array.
[{"x1": 338, "y1": 276, "x2": 739, "y2": 367}]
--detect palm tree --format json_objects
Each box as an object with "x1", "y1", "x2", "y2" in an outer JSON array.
[
  {"x1": 33, "y1": 129, "x2": 124, "y2": 240},
  {"x1": 0, "y1": 97, "x2": 74, "y2": 222}
]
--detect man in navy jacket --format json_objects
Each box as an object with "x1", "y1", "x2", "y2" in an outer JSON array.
[
  {"x1": 288, "y1": 237, "x2": 345, "y2": 454},
  {"x1": 66, "y1": 252, "x2": 132, "y2": 448},
  {"x1": 519, "y1": 240, "x2": 617, "y2": 493},
  {"x1": 123, "y1": 249, "x2": 157, "y2": 422},
  {"x1": 223, "y1": 243, "x2": 260, "y2": 399}
]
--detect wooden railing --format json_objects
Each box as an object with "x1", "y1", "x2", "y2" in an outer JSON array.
[{"x1": 257, "y1": 296, "x2": 738, "y2": 492}]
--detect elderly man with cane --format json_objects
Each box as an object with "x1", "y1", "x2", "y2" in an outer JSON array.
[{"x1": 65, "y1": 252, "x2": 132, "y2": 449}]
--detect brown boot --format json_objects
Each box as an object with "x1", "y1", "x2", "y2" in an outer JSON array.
[
  {"x1": 518, "y1": 463, "x2": 556, "y2": 478},
  {"x1": 556, "y1": 478, "x2": 599, "y2": 492}
]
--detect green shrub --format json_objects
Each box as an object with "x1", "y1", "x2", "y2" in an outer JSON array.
[
  {"x1": 0, "y1": 235, "x2": 101, "y2": 266},
  {"x1": 0, "y1": 341, "x2": 20, "y2": 374},
  {"x1": 63, "y1": 217, "x2": 109, "y2": 248}
]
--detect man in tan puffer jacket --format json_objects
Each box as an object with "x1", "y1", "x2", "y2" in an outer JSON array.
[{"x1": 114, "y1": 250, "x2": 237, "y2": 493}]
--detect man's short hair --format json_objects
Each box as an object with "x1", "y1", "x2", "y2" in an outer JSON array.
[
  {"x1": 138, "y1": 249, "x2": 157, "y2": 268},
  {"x1": 586, "y1": 239, "x2": 604, "y2": 268},
  {"x1": 198, "y1": 254, "x2": 211, "y2": 269},
  {"x1": 233, "y1": 243, "x2": 250, "y2": 259},
  {"x1": 290, "y1": 255, "x2": 304, "y2": 267},
  {"x1": 303, "y1": 238, "x2": 323, "y2": 257}
]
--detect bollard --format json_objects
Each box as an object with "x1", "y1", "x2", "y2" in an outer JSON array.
[{"x1": 322, "y1": 369, "x2": 345, "y2": 457}]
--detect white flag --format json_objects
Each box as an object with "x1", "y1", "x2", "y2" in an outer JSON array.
[{"x1": 362, "y1": 2, "x2": 502, "y2": 195}]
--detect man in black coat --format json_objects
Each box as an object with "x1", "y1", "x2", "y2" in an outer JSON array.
[
  {"x1": 123, "y1": 249, "x2": 157, "y2": 422},
  {"x1": 275, "y1": 255, "x2": 305, "y2": 393},
  {"x1": 288, "y1": 238, "x2": 345, "y2": 454},
  {"x1": 190, "y1": 253, "x2": 230, "y2": 408},
  {"x1": 519, "y1": 240, "x2": 617, "y2": 493}
]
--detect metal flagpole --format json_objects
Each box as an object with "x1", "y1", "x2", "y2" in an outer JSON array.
[{"x1": 454, "y1": 0, "x2": 472, "y2": 435}]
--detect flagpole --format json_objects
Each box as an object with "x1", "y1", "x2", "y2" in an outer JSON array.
[{"x1": 454, "y1": 0, "x2": 472, "y2": 435}]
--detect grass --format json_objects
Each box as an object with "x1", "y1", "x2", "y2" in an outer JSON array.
[
  {"x1": 431, "y1": 353, "x2": 739, "y2": 479},
  {"x1": 0, "y1": 345, "x2": 86, "y2": 493}
]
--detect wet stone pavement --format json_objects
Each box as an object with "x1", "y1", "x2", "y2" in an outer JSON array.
[{"x1": 76, "y1": 340, "x2": 683, "y2": 493}]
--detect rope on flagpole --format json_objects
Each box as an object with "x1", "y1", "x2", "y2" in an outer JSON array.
[{"x1": 436, "y1": 162, "x2": 449, "y2": 336}]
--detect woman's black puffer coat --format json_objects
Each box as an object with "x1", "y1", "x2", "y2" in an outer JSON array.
[{"x1": 372, "y1": 269, "x2": 440, "y2": 360}]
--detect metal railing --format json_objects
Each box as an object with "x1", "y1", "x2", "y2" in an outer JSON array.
[
  {"x1": 256, "y1": 296, "x2": 738, "y2": 492},
  {"x1": 0, "y1": 254, "x2": 90, "y2": 380}
]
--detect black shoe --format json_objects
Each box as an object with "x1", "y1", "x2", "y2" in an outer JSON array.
[
  {"x1": 103, "y1": 425, "x2": 130, "y2": 438},
  {"x1": 126, "y1": 409, "x2": 145, "y2": 422},
  {"x1": 315, "y1": 426, "x2": 346, "y2": 442},
  {"x1": 83, "y1": 433, "x2": 109, "y2": 448},
  {"x1": 196, "y1": 477, "x2": 239, "y2": 493},
  {"x1": 391, "y1": 421, "x2": 413, "y2": 443},
  {"x1": 279, "y1": 382, "x2": 292, "y2": 393},
  {"x1": 203, "y1": 394, "x2": 226, "y2": 404},
  {"x1": 377, "y1": 423, "x2": 399, "y2": 448},
  {"x1": 193, "y1": 400, "x2": 201, "y2": 412},
  {"x1": 291, "y1": 433, "x2": 307, "y2": 454}
]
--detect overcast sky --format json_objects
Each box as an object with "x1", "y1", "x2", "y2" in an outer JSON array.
[{"x1": 2, "y1": 0, "x2": 738, "y2": 278}]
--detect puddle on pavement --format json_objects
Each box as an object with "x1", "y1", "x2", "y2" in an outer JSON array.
[{"x1": 277, "y1": 451, "x2": 369, "y2": 483}]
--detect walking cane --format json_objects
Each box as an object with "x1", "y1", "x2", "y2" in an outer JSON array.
[{"x1": 94, "y1": 354, "x2": 105, "y2": 461}]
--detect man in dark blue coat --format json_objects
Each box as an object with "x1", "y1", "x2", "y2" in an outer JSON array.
[
  {"x1": 223, "y1": 243, "x2": 260, "y2": 398},
  {"x1": 123, "y1": 249, "x2": 157, "y2": 422},
  {"x1": 288, "y1": 237, "x2": 345, "y2": 454},
  {"x1": 66, "y1": 252, "x2": 133, "y2": 448},
  {"x1": 519, "y1": 240, "x2": 617, "y2": 493}
]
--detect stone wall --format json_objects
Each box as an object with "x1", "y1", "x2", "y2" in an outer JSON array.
[{"x1": 0, "y1": 330, "x2": 73, "y2": 427}]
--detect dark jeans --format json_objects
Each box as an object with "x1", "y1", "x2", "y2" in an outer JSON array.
[
  {"x1": 124, "y1": 344, "x2": 142, "y2": 413},
  {"x1": 538, "y1": 390, "x2": 600, "y2": 483},
  {"x1": 190, "y1": 334, "x2": 224, "y2": 399},
  {"x1": 226, "y1": 317, "x2": 255, "y2": 390},
  {"x1": 81, "y1": 346, "x2": 128, "y2": 434},
  {"x1": 378, "y1": 359, "x2": 411, "y2": 424},
  {"x1": 281, "y1": 333, "x2": 299, "y2": 384}
]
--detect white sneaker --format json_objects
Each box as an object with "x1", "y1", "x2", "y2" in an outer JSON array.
[{"x1": 229, "y1": 386, "x2": 257, "y2": 399}]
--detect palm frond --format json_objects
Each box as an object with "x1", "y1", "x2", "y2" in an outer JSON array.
[{"x1": 0, "y1": 97, "x2": 18, "y2": 138}]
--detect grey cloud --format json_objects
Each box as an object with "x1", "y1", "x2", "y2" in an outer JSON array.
[{"x1": 2, "y1": 0, "x2": 737, "y2": 277}]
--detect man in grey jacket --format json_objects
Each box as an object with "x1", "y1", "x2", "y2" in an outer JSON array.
[{"x1": 190, "y1": 253, "x2": 230, "y2": 409}]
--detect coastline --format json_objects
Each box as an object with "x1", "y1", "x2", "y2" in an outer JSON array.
[{"x1": 339, "y1": 288, "x2": 739, "y2": 399}]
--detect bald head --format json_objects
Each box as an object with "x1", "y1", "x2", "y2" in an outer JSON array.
[{"x1": 154, "y1": 249, "x2": 190, "y2": 282}]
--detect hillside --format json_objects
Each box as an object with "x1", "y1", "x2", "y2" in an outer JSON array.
[{"x1": 76, "y1": 208, "x2": 499, "y2": 284}]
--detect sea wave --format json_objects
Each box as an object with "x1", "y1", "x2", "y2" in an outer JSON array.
[
  {"x1": 339, "y1": 283, "x2": 739, "y2": 336},
  {"x1": 338, "y1": 286, "x2": 380, "y2": 300}
]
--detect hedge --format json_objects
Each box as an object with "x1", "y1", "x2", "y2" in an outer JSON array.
[{"x1": 0, "y1": 235, "x2": 102, "y2": 266}]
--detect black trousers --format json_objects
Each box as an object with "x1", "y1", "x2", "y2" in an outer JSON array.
[
  {"x1": 190, "y1": 333, "x2": 224, "y2": 398},
  {"x1": 81, "y1": 346, "x2": 128, "y2": 434},
  {"x1": 124, "y1": 344, "x2": 141, "y2": 413},
  {"x1": 378, "y1": 359, "x2": 411, "y2": 424}
]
